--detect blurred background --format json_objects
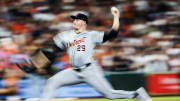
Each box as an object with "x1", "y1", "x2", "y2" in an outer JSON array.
[{"x1": 0, "y1": 0, "x2": 180, "y2": 100}]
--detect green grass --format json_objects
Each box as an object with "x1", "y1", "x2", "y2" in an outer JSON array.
[
  {"x1": 54, "y1": 96, "x2": 180, "y2": 101},
  {"x1": 153, "y1": 96, "x2": 180, "y2": 101}
]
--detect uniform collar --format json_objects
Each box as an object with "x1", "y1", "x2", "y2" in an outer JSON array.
[{"x1": 73, "y1": 30, "x2": 87, "y2": 36}]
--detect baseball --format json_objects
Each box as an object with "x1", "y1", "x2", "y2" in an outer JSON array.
[
  {"x1": 111, "y1": 7, "x2": 118, "y2": 13},
  {"x1": 111, "y1": 6, "x2": 120, "y2": 16}
]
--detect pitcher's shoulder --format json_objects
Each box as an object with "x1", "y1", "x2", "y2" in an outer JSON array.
[
  {"x1": 87, "y1": 30, "x2": 104, "y2": 36},
  {"x1": 88, "y1": 30, "x2": 104, "y2": 33}
]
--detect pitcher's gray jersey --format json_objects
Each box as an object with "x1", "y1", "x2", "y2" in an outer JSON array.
[{"x1": 53, "y1": 30, "x2": 104, "y2": 67}]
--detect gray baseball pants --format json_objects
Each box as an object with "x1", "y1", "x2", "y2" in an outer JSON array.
[{"x1": 41, "y1": 63, "x2": 136, "y2": 101}]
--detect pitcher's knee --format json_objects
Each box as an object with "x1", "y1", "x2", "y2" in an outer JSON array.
[{"x1": 47, "y1": 78, "x2": 61, "y2": 87}]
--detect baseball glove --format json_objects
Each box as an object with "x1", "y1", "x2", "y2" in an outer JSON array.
[{"x1": 16, "y1": 48, "x2": 56, "y2": 74}]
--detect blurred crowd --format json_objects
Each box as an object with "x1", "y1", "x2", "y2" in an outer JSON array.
[
  {"x1": 96, "y1": 0, "x2": 180, "y2": 72},
  {"x1": 0, "y1": 0, "x2": 179, "y2": 78},
  {"x1": 0, "y1": 0, "x2": 179, "y2": 99}
]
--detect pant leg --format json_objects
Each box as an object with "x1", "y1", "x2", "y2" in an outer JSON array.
[
  {"x1": 41, "y1": 68, "x2": 82, "y2": 101},
  {"x1": 82, "y1": 64, "x2": 136, "y2": 99}
]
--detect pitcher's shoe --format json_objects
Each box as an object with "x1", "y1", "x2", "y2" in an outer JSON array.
[{"x1": 136, "y1": 87, "x2": 152, "y2": 101}]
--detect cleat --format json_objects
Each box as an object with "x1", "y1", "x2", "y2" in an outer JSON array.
[{"x1": 136, "y1": 87, "x2": 152, "y2": 101}]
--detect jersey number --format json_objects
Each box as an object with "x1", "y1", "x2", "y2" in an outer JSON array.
[{"x1": 77, "y1": 45, "x2": 86, "y2": 51}]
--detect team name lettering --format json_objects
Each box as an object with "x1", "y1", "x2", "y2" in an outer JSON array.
[{"x1": 67, "y1": 37, "x2": 86, "y2": 47}]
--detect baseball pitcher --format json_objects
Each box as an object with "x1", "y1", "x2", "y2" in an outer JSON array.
[{"x1": 17, "y1": 7, "x2": 152, "y2": 101}]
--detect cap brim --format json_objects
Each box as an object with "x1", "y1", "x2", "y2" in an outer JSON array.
[{"x1": 70, "y1": 15, "x2": 78, "y2": 19}]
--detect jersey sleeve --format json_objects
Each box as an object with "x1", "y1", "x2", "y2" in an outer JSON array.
[
  {"x1": 53, "y1": 33, "x2": 66, "y2": 50},
  {"x1": 91, "y1": 31, "x2": 104, "y2": 44}
]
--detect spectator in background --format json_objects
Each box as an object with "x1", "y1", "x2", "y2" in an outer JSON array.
[{"x1": 0, "y1": 69, "x2": 19, "y2": 100}]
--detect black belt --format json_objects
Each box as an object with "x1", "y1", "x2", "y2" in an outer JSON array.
[{"x1": 73, "y1": 63, "x2": 91, "y2": 72}]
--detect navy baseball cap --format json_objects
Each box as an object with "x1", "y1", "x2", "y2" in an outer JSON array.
[{"x1": 70, "y1": 13, "x2": 88, "y2": 23}]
